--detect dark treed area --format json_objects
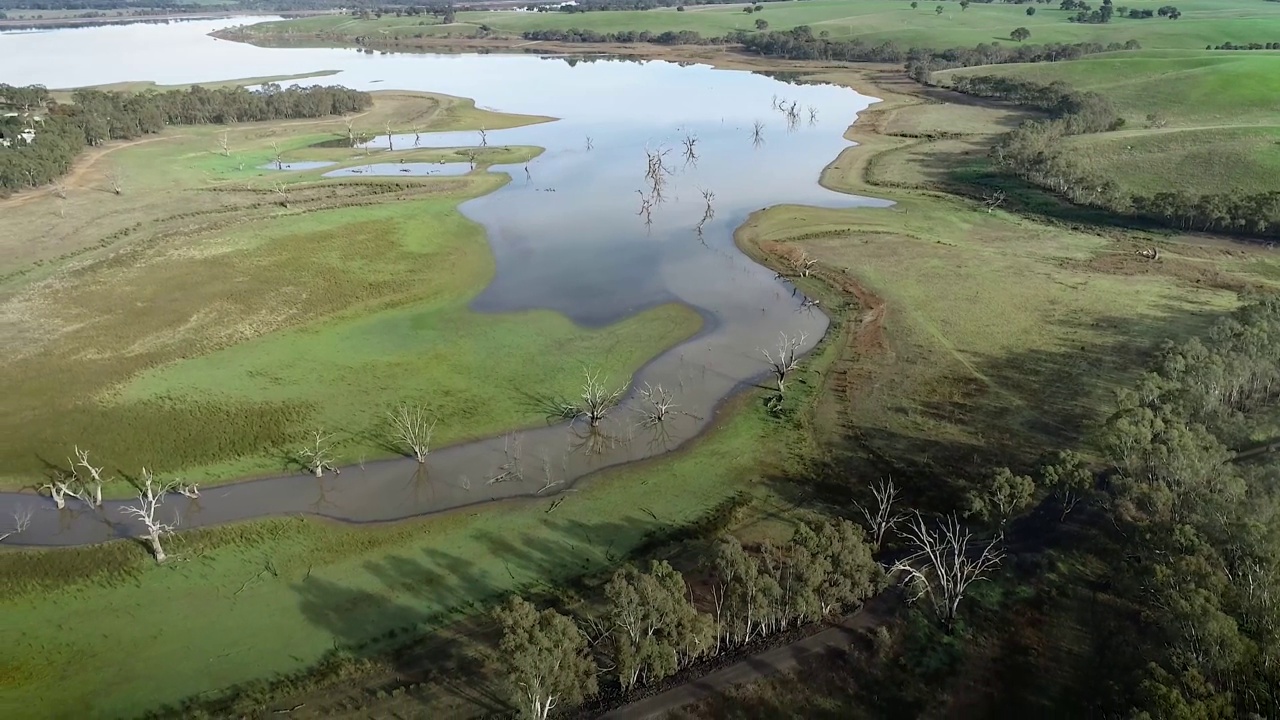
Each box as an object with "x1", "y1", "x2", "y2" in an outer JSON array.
[{"x1": 0, "y1": 83, "x2": 370, "y2": 193}]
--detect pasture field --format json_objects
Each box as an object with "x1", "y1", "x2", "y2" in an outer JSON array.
[
  {"x1": 0, "y1": 90, "x2": 700, "y2": 491},
  {"x1": 242, "y1": 0, "x2": 1280, "y2": 50},
  {"x1": 937, "y1": 48, "x2": 1280, "y2": 206}
]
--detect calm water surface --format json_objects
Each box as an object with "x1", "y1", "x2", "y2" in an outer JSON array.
[{"x1": 0, "y1": 19, "x2": 890, "y2": 546}]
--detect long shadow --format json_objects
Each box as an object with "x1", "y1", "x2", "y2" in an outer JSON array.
[{"x1": 279, "y1": 511, "x2": 661, "y2": 716}]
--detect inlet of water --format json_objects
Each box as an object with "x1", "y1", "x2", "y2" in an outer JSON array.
[{"x1": 0, "y1": 19, "x2": 890, "y2": 546}]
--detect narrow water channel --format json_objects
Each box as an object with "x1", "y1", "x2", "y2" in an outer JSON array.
[{"x1": 0, "y1": 18, "x2": 891, "y2": 547}]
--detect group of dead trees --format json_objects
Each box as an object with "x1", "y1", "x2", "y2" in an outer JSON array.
[
  {"x1": 28, "y1": 446, "x2": 199, "y2": 562},
  {"x1": 494, "y1": 517, "x2": 882, "y2": 719}
]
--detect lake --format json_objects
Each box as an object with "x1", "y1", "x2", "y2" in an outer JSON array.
[{"x1": 0, "y1": 18, "x2": 889, "y2": 546}]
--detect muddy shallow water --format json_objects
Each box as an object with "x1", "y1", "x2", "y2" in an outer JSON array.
[{"x1": 0, "y1": 19, "x2": 890, "y2": 547}]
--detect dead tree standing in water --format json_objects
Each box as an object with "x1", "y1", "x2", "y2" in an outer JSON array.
[
  {"x1": 562, "y1": 369, "x2": 627, "y2": 428},
  {"x1": 0, "y1": 507, "x2": 32, "y2": 542},
  {"x1": 385, "y1": 121, "x2": 394, "y2": 151},
  {"x1": 299, "y1": 430, "x2": 339, "y2": 478},
  {"x1": 70, "y1": 446, "x2": 108, "y2": 508},
  {"x1": 751, "y1": 120, "x2": 765, "y2": 148},
  {"x1": 387, "y1": 404, "x2": 438, "y2": 464},
  {"x1": 123, "y1": 469, "x2": 180, "y2": 563}
]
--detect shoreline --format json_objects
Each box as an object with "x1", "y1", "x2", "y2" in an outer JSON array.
[{"x1": 0, "y1": 48, "x2": 888, "y2": 549}]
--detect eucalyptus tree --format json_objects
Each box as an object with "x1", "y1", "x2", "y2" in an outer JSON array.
[
  {"x1": 495, "y1": 596, "x2": 597, "y2": 720},
  {"x1": 604, "y1": 560, "x2": 711, "y2": 691}
]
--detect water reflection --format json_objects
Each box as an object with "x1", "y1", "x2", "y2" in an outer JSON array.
[{"x1": 0, "y1": 20, "x2": 891, "y2": 546}]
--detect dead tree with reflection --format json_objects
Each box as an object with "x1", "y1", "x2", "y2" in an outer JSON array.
[
  {"x1": 40, "y1": 471, "x2": 85, "y2": 510},
  {"x1": 700, "y1": 187, "x2": 716, "y2": 223},
  {"x1": 0, "y1": 507, "x2": 33, "y2": 542},
  {"x1": 385, "y1": 121, "x2": 394, "y2": 151},
  {"x1": 808, "y1": 106, "x2": 818, "y2": 125},
  {"x1": 345, "y1": 117, "x2": 356, "y2": 147},
  {"x1": 298, "y1": 430, "x2": 340, "y2": 478},
  {"x1": 70, "y1": 446, "x2": 108, "y2": 508},
  {"x1": 388, "y1": 404, "x2": 438, "y2": 463},
  {"x1": 681, "y1": 133, "x2": 698, "y2": 165},
  {"x1": 644, "y1": 146, "x2": 673, "y2": 204},
  {"x1": 561, "y1": 369, "x2": 628, "y2": 428},
  {"x1": 761, "y1": 331, "x2": 807, "y2": 395},
  {"x1": 479, "y1": 126, "x2": 488, "y2": 147},
  {"x1": 585, "y1": 135, "x2": 594, "y2": 151},
  {"x1": 413, "y1": 124, "x2": 422, "y2": 147},
  {"x1": 751, "y1": 121, "x2": 765, "y2": 148},
  {"x1": 270, "y1": 141, "x2": 283, "y2": 170},
  {"x1": 123, "y1": 469, "x2": 180, "y2": 563}
]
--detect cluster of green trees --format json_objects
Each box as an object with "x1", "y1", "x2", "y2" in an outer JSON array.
[
  {"x1": 1090, "y1": 297, "x2": 1280, "y2": 715},
  {"x1": 518, "y1": 25, "x2": 1138, "y2": 69},
  {"x1": 547, "y1": 0, "x2": 785, "y2": 11},
  {"x1": 0, "y1": 83, "x2": 370, "y2": 193},
  {"x1": 1210, "y1": 41, "x2": 1280, "y2": 50},
  {"x1": 493, "y1": 518, "x2": 882, "y2": 719}
]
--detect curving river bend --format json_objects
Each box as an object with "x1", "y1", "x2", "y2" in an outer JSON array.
[{"x1": 0, "y1": 18, "x2": 890, "y2": 547}]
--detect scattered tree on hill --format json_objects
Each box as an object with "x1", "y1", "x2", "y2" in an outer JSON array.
[
  {"x1": 965, "y1": 467, "x2": 1035, "y2": 531},
  {"x1": 910, "y1": 1, "x2": 918, "y2": 7},
  {"x1": 936, "y1": 4, "x2": 944, "y2": 14},
  {"x1": 1157, "y1": 4, "x2": 1180, "y2": 18},
  {"x1": 1026, "y1": 5, "x2": 1036, "y2": 14},
  {"x1": 495, "y1": 596, "x2": 597, "y2": 720},
  {"x1": 1011, "y1": 26, "x2": 1031, "y2": 42},
  {"x1": 892, "y1": 512, "x2": 1004, "y2": 629},
  {"x1": 755, "y1": 18, "x2": 768, "y2": 30},
  {"x1": 387, "y1": 404, "x2": 437, "y2": 463},
  {"x1": 960, "y1": 0, "x2": 970, "y2": 9},
  {"x1": 1040, "y1": 450, "x2": 1092, "y2": 519},
  {"x1": 123, "y1": 469, "x2": 179, "y2": 563},
  {"x1": 761, "y1": 331, "x2": 806, "y2": 395}
]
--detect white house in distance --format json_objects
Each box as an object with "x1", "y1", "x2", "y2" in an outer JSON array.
[{"x1": 0, "y1": 111, "x2": 39, "y2": 147}]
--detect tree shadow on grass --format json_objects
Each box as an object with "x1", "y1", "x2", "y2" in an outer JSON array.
[{"x1": 276, "y1": 512, "x2": 664, "y2": 717}]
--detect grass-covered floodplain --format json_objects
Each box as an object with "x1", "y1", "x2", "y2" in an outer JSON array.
[
  {"x1": 0, "y1": 90, "x2": 699, "y2": 491},
  {"x1": 245, "y1": 0, "x2": 1280, "y2": 50},
  {"x1": 0, "y1": 341, "x2": 824, "y2": 719}
]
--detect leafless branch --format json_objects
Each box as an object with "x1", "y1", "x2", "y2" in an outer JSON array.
[
  {"x1": 106, "y1": 166, "x2": 124, "y2": 195},
  {"x1": 487, "y1": 432, "x2": 524, "y2": 484},
  {"x1": 760, "y1": 331, "x2": 807, "y2": 395},
  {"x1": 218, "y1": 130, "x2": 230, "y2": 157},
  {"x1": 0, "y1": 506, "x2": 33, "y2": 542},
  {"x1": 854, "y1": 476, "x2": 906, "y2": 550},
  {"x1": 122, "y1": 469, "x2": 180, "y2": 563},
  {"x1": 982, "y1": 189, "x2": 1006, "y2": 213},
  {"x1": 478, "y1": 126, "x2": 488, "y2": 147},
  {"x1": 561, "y1": 369, "x2": 627, "y2": 428},
  {"x1": 751, "y1": 120, "x2": 765, "y2": 148},
  {"x1": 69, "y1": 445, "x2": 108, "y2": 507},
  {"x1": 298, "y1": 430, "x2": 339, "y2": 478},
  {"x1": 890, "y1": 512, "x2": 1004, "y2": 626},
  {"x1": 388, "y1": 404, "x2": 438, "y2": 463},
  {"x1": 270, "y1": 141, "x2": 283, "y2": 170}
]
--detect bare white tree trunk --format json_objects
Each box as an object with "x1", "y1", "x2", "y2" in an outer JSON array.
[
  {"x1": 270, "y1": 141, "x2": 283, "y2": 170},
  {"x1": 478, "y1": 126, "x2": 488, "y2": 147},
  {"x1": 760, "y1": 331, "x2": 807, "y2": 395},
  {"x1": 298, "y1": 430, "x2": 339, "y2": 478},
  {"x1": 70, "y1": 446, "x2": 107, "y2": 507},
  {"x1": 855, "y1": 476, "x2": 906, "y2": 549},
  {"x1": 218, "y1": 130, "x2": 230, "y2": 157},
  {"x1": 562, "y1": 369, "x2": 626, "y2": 428},
  {"x1": 122, "y1": 470, "x2": 179, "y2": 563},
  {"x1": 387, "y1": 404, "x2": 438, "y2": 463},
  {"x1": 891, "y1": 512, "x2": 1004, "y2": 628}
]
